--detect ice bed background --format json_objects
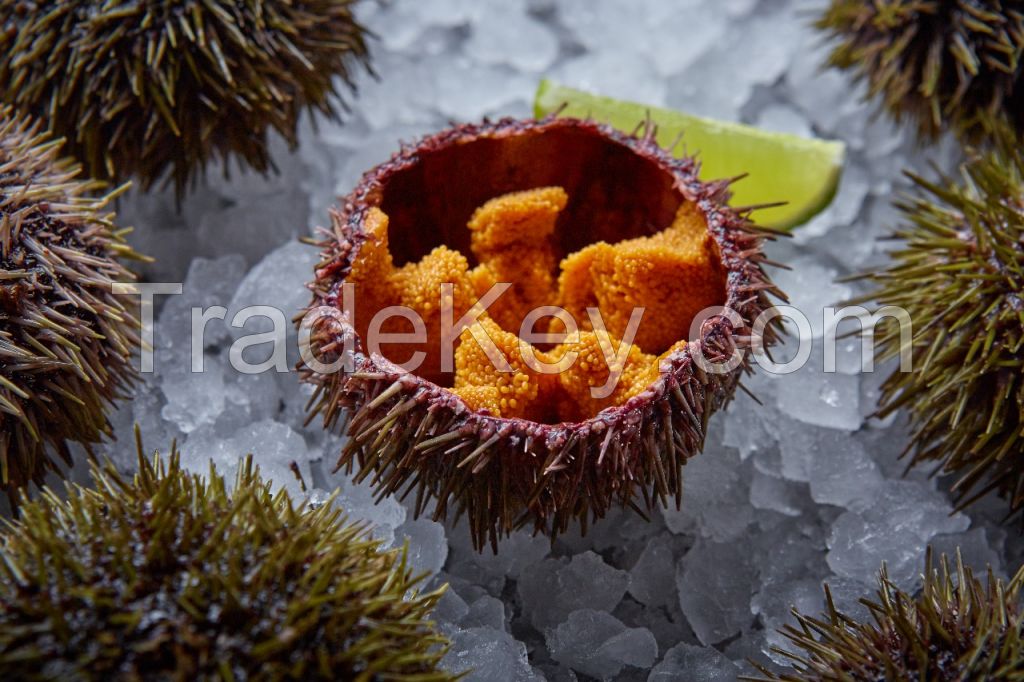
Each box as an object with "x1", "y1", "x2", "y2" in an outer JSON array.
[{"x1": 73, "y1": 0, "x2": 1021, "y2": 679}]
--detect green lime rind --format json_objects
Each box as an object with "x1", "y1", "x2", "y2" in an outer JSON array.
[{"x1": 534, "y1": 79, "x2": 846, "y2": 230}]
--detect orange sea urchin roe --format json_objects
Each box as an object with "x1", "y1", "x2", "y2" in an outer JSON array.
[
  {"x1": 345, "y1": 192, "x2": 722, "y2": 421},
  {"x1": 555, "y1": 201, "x2": 726, "y2": 354},
  {"x1": 549, "y1": 329, "x2": 656, "y2": 420},
  {"x1": 390, "y1": 246, "x2": 476, "y2": 322},
  {"x1": 452, "y1": 315, "x2": 554, "y2": 420},
  {"x1": 346, "y1": 207, "x2": 398, "y2": 333},
  {"x1": 467, "y1": 187, "x2": 566, "y2": 333},
  {"x1": 552, "y1": 332, "x2": 691, "y2": 421},
  {"x1": 386, "y1": 246, "x2": 476, "y2": 377},
  {"x1": 345, "y1": 208, "x2": 476, "y2": 378}
]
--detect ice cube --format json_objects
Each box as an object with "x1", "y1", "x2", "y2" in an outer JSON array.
[
  {"x1": 396, "y1": 518, "x2": 448, "y2": 578},
  {"x1": 463, "y1": 595, "x2": 508, "y2": 631},
  {"x1": 776, "y1": 361, "x2": 862, "y2": 432},
  {"x1": 752, "y1": 578, "x2": 825, "y2": 664},
  {"x1": 648, "y1": 642, "x2": 739, "y2": 682},
  {"x1": 518, "y1": 552, "x2": 629, "y2": 631},
  {"x1": 628, "y1": 537, "x2": 676, "y2": 608},
  {"x1": 676, "y1": 539, "x2": 757, "y2": 644},
  {"x1": 805, "y1": 430, "x2": 884, "y2": 510},
  {"x1": 465, "y1": 4, "x2": 558, "y2": 72},
  {"x1": 750, "y1": 469, "x2": 808, "y2": 517},
  {"x1": 662, "y1": 442, "x2": 753, "y2": 542},
  {"x1": 930, "y1": 527, "x2": 1004, "y2": 578},
  {"x1": 552, "y1": 52, "x2": 668, "y2": 108},
  {"x1": 827, "y1": 480, "x2": 970, "y2": 588},
  {"x1": 443, "y1": 627, "x2": 540, "y2": 682},
  {"x1": 547, "y1": 609, "x2": 657, "y2": 680}
]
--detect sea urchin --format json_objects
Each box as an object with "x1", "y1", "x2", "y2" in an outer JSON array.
[
  {"x1": 0, "y1": 439, "x2": 456, "y2": 680},
  {"x1": 858, "y1": 118, "x2": 1023, "y2": 516},
  {"x1": 300, "y1": 116, "x2": 782, "y2": 550},
  {"x1": 817, "y1": 0, "x2": 1024, "y2": 140},
  {"x1": 0, "y1": 0, "x2": 371, "y2": 195},
  {"x1": 747, "y1": 549, "x2": 1024, "y2": 681},
  {"x1": 0, "y1": 106, "x2": 142, "y2": 497}
]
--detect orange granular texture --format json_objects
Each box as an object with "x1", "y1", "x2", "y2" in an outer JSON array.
[
  {"x1": 451, "y1": 385, "x2": 504, "y2": 416},
  {"x1": 346, "y1": 192, "x2": 722, "y2": 420},
  {"x1": 386, "y1": 246, "x2": 476, "y2": 377},
  {"x1": 621, "y1": 339, "x2": 689, "y2": 400},
  {"x1": 554, "y1": 201, "x2": 726, "y2": 354},
  {"x1": 553, "y1": 242, "x2": 606, "y2": 330},
  {"x1": 546, "y1": 330, "x2": 645, "y2": 420},
  {"x1": 550, "y1": 332, "x2": 690, "y2": 420},
  {"x1": 346, "y1": 208, "x2": 398, "y2": 332},
  {"x1": 390, "y1": 246, "x2": 476, "y2": 322},
  {"x1": 345, "y1": 208, "x2": 476, "y2": 378},
  {"x1": 451, "y1": 315, "x2": 554, "y2": 420},
  {"x1": 467, "y1": 187, "x2": 566, "y2": 334}
]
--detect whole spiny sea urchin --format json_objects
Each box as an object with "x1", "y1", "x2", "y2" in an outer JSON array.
[
  {"x1": 0, "y1": 0, "x2": 370, "y2": 195},
  {"x1": 859, "y1": 119, "x2": 1023, "y2": 515},
  {"x1": 0, "y1": 439, "x2": 456, "y2": 680},
  {"x1": 747, "y1": 549, "x2": 1024, "y2": 681},
  {"x1": 0, "y1": 106, "x2": 142, "y2": 497},
  {"x1": 300, "y1": 116, "x2": 783, "y2": 550},
  {"x1": 817, "y1": 0, "x2": 1024, "y2": 140}
]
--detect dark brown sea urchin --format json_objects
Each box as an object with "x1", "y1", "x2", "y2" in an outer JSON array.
[
  {"x1": 0, "y1": 440, "x2": 456, "y2": 680},
  {"x1": 747, "y1": 549, "x2": 1024, "y2": 681},
  {"x1": 0, "y1": 106, "x2": 142, "y2": 497},
  {"x1": 0, "y1": 0, "x2": 371, "y2": 196},
  {"x1": 817, "y1": 0, "x2": 1024, "y2": 141},
  {"x1": 300, "y1": 117, "x2": 783, "y2": 550}
]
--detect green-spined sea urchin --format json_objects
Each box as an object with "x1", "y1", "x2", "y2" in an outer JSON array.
[
  {"x1": 0, "y1": 106, "x2": 142, "y2": 497},
  {"x1": 0, "y1": 439, "x2": 457, "y2": 681},
  {"x1": 817, "y1": 0, "x2": 1024, "y2": 140},
  {"x1": 746, "y1": 549, "x2": 1024, "y2": 681},
  {"x1": 299, "y1": 116, "x2": 783, "y2": 551},
  {"x1": 0, "y1": 0, "x2": 371, "y2": 196},
  {"x1": 858, "y1": 119, "x2": 1023, "y2": 516}
]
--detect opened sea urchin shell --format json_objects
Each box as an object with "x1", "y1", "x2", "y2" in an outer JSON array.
[{"x1": 301, "y1": 117, "x2": 782, "y2": 550}]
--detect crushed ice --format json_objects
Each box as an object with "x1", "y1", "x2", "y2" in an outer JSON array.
[{"x1": 103, "y1": 0, "x2": 1024, "y2": 679}]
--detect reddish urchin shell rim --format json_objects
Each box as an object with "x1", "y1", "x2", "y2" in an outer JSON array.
[{"x1": 301, "y1": 116, "x2": 783, "y2": 550}]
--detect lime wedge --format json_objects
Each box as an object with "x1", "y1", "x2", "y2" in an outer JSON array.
[{"x1": 534, "y1": 80, "x2": 846, "y2": 230}]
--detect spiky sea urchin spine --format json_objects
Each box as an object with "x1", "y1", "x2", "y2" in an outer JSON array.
[
  {"x1": 817, "y1": 0, "x2": 1024, "y2": 140},
  {"x1": 0, "y1": 439, "x2": 456, "y2": 680},
  {"x1": 0, "y1": 1, "x2": 370, "y2": 195},
  {"x1": 746, "y1": 549, "x2": 1024, "y2": 681},
  {"x1": 0, "y1": 106, "x2": 142, "y2": 496},
  {"x1": 300, "y1": 116, "x2": 783, "y2": 551},
  {"x1": 859, "y1": 119, "x2": 1023, "y2": 515}
]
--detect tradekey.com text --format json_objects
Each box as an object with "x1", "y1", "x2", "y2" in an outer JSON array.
[{"x1": 114, "y1": 282, "x2": 913, "y2": 399}]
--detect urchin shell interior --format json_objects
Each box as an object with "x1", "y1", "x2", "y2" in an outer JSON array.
[
  {"x1": 344, "y1": 185, "x2": 725, "y2": 423},
  {"x1": 303, "y1": 117, "x2": 781, "y2": 549},
  {"x1": 375, "y1": 122, "x2": 691, "y2": 262},
  {"x1": 326, "y1": 119, "x2": 729, "y2": 396}
]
